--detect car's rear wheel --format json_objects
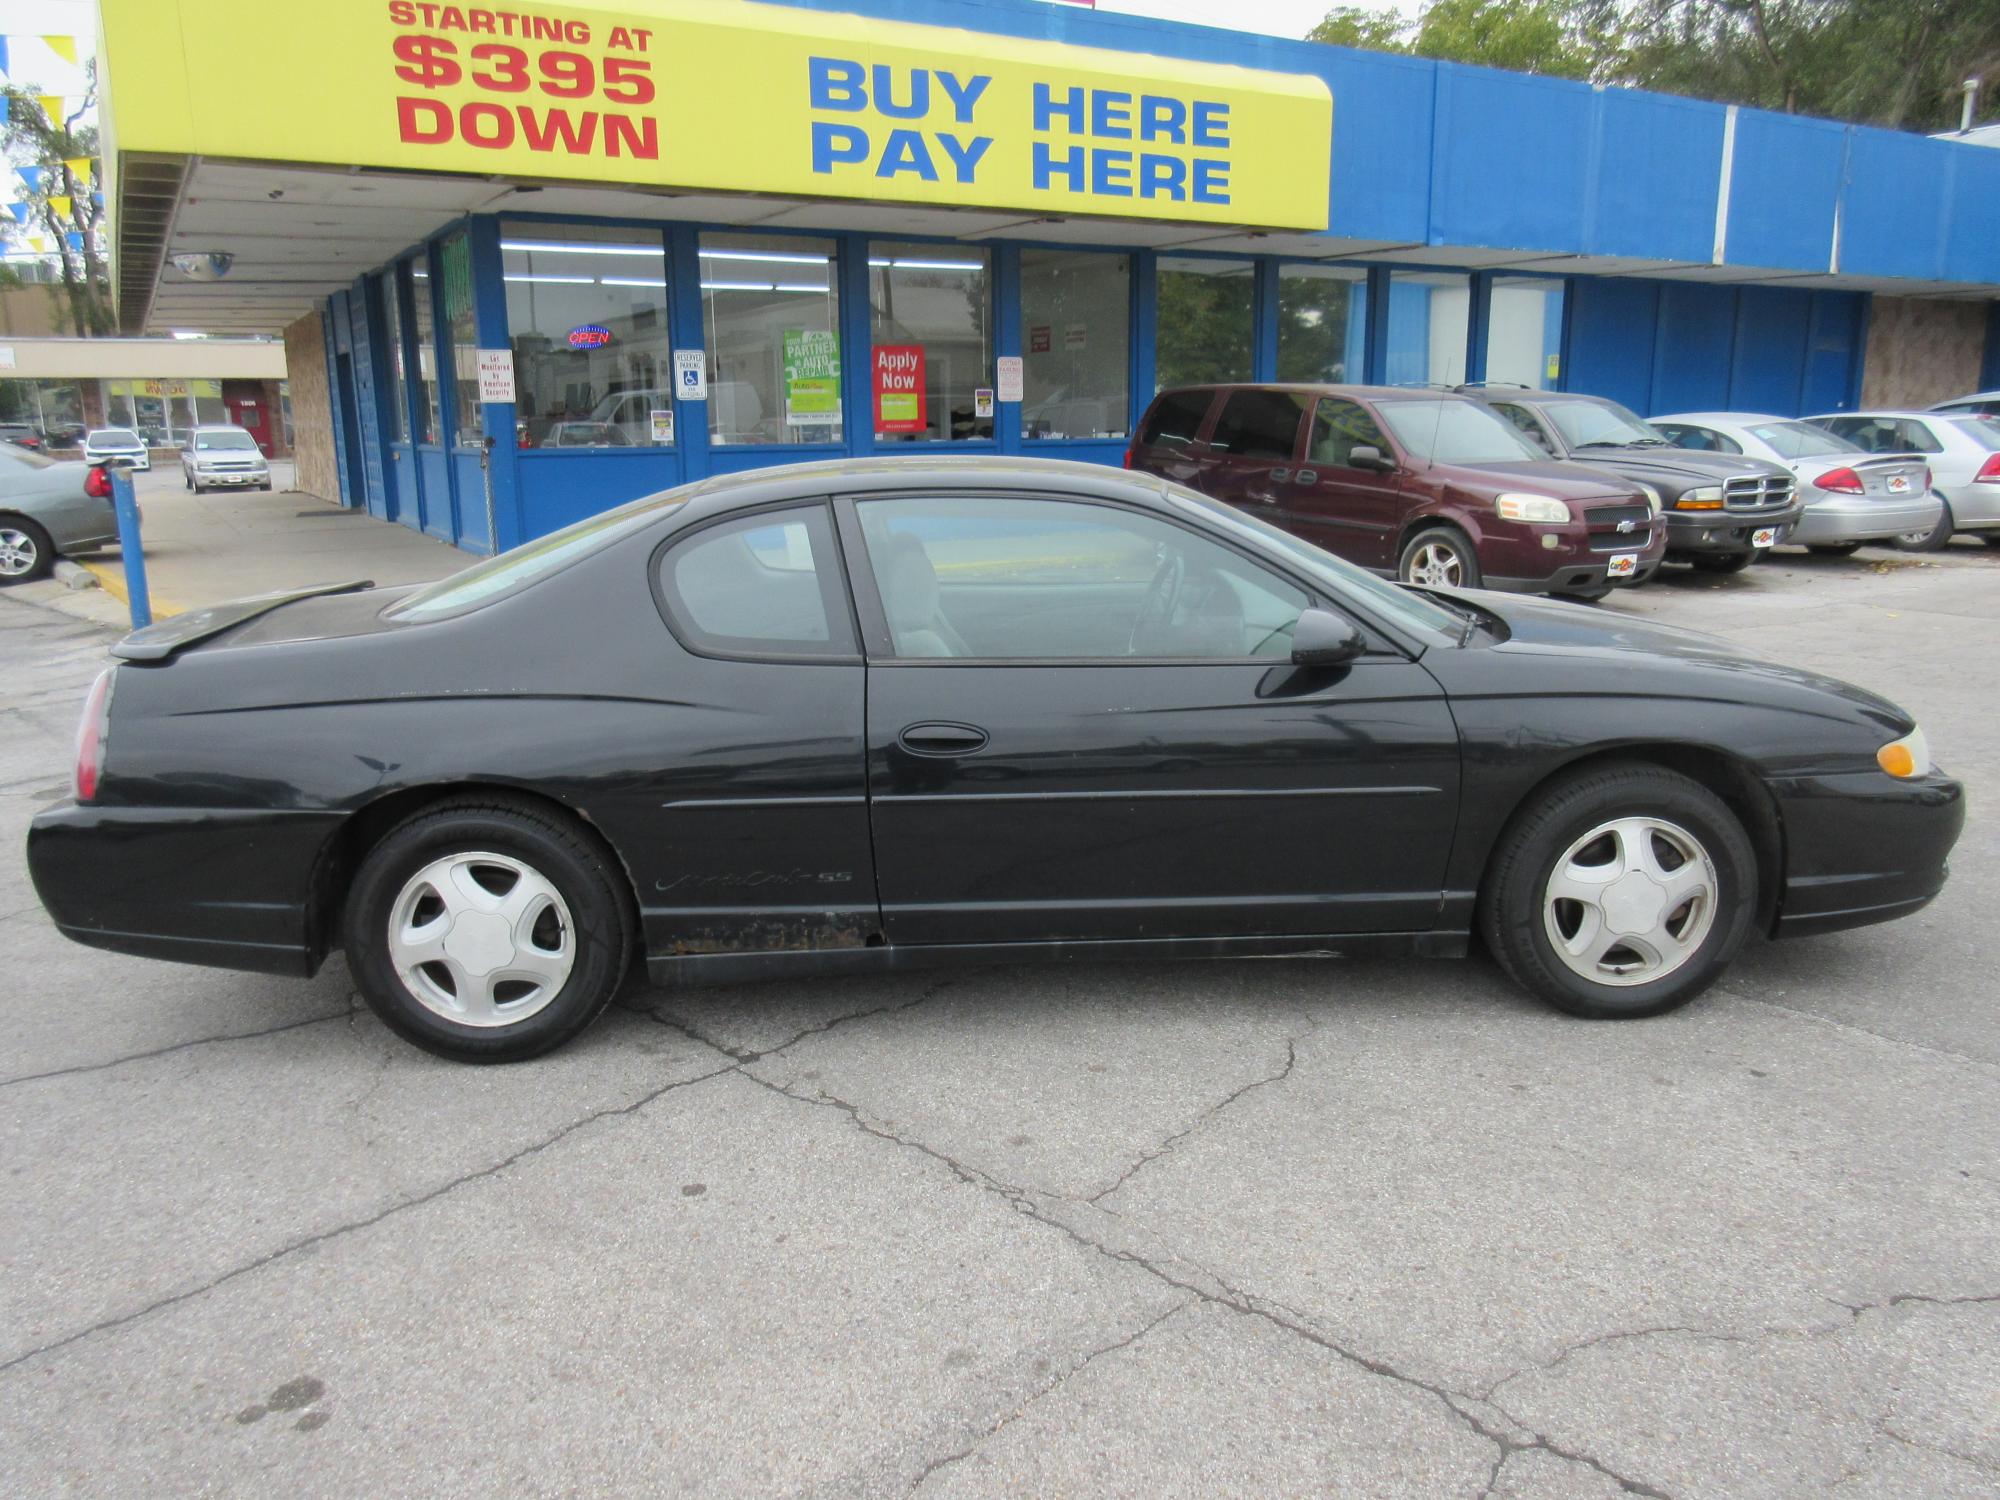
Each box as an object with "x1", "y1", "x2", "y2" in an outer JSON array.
[
  {"x1": 0, "y1": 518, "x2": 54, "y2": 584},
  {"x1": 1896, "y1": 500, "x2": 1953, "y2": 552},
  {"x1": 1984, "y1": 534, "x2": 2000, "y2": 549},
  {"x1": 1690, "y1": 551, "x2": 1755, "y2": 574},
  {"x1": 1807, "y1": 542, "x2": 1863, "y2": 557},
  {"x1": 344, "y1": 797, "x2": 633, "y2": 1062},
  {"x1": 1479, "y1": 762, "x2": 1758, "y2": 1020},
  {"x1": 1399, "y1": 526, "x2": 1482, "y2": 591}
]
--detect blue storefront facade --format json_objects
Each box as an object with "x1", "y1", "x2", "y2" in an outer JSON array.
[{"x1": 293, "y1": 0, "x2": 2000, "y2": 555}]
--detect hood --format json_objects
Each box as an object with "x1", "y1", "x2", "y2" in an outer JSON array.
[
  {"x1": 1425, "y1": 457, "x2": 1644, "y2": 499},
  {"x1": 1560, "y1": 446, "x2": 1788, "y2": 486}
]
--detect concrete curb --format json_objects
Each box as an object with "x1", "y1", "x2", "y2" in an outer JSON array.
[{"x1": 52, "y1": 559, "x2": 101, "y2": 592}]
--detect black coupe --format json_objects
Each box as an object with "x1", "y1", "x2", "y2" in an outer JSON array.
[{"x1": 28, "y1": 457, "x2": 1962, "y2": 1062}]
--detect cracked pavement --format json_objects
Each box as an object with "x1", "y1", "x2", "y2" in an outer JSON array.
[{"x1": 3, "y1": 543, "x2": 1998, "y2": 1497}]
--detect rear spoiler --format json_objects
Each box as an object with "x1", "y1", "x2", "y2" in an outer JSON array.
[{"x1": 110, "y1": 580, "x2": 375, "y2": 662}]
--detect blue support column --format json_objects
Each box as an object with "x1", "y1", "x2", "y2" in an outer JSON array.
[
  {"x1": 1132, "y1": 250, "x2": 1158, "y2": 413},
  {"x1": 1364, "y1": 265, "x2": 1393, "y2": 386},
  {"x1": 839, "y1": 232, "x2": 876, "y2": 454},
  {"x1": 1983, "y1": 298, "x2": 2000, "y2": 393},
  {"x1": 463, "y1": 216, "x2": 516, "y2": 553},
  {"x1": 1252, "y1": 258, "x2": 1280, "y2": 383},
  {"x1": 666, "y1": 224, "x2": 712, "y2": 480},
  {"x1": 322, "y1": 296, "x2": 353, "y2": 508},
  {"x1": 110, "y1": 468, "x2": 151, "y2": 629},
  {"x1": 1466, "y1": 270, "x2": 1494, "y2": 384},
  {"x1": 994, "y1": 242, "x2": 1022, "y2": 454}
]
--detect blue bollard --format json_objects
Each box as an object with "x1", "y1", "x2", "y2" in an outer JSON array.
[{"x1": 109, "y1": 467, "x2": 152, "y2": 630}]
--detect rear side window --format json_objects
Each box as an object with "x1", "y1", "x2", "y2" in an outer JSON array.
[
  {"x1": 1949, "y1": 417, "x2": 2000, "y2": 451},
  {"x1": 656, "y1": 505, "x2": 856, "y2": 659},
  {"x1": 1208, "y1": 389, "x2": 1310, "y2": 460},
  {"x1": 1138, "y1": 389, "x2": 1214, "y2": 450}
]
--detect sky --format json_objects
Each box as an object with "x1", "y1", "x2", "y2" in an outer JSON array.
[{"x1": 1091, "y1": 0, "x2": 1421, "y2": 40}]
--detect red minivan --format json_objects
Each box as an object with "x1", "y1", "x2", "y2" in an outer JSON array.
[{"x1": 1128, "y1": 384, "x2": 1666, "y2": 599}]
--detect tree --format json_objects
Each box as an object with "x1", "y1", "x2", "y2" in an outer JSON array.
[
  {"x1": 2, "y1": 63, "x2": 111, "y2": 338},
  {"x1": 1309, "y1": 0, "x2": 1611, "y2": 81}
]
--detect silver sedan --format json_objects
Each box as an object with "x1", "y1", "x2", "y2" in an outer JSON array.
[
  {"x1": 1806, "y1": 410, "x2": 2000, "y2": 551},
  {"x1": 1651, "y1": 411, "x2": 1939, "y2": 553},
  {"x1": 0, "y1": 444, "x2": 119, "y2": 583}
]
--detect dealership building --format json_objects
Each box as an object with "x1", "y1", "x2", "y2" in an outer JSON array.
[{"x1": 96, "y1": 0, "x2": 2000, "y2": 555}]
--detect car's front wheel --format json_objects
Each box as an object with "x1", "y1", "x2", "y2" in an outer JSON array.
[
  {"x1": 0, "y1": 518, "x2": 54, "y2": 584},
  {"x1": 1479, "y1": 762, "x2": 1758, "y2": 1020},
  {"x1": 344, "y1": 796, "x2": 634, "y2": 1062},
  {"x1": 1398, "y1": 526, "x2": 1483, "y2": 590}
]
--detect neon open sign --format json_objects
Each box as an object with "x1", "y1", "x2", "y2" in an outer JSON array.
[{"x1": 567, "y1": 324, "x2": 613, "y2": 349}]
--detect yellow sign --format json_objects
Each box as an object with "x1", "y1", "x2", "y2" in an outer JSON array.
[{"x1": 98, "y1": 0, "x2": 1332, "y2": 230}]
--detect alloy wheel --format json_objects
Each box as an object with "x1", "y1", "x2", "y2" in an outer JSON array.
[
  {"x1": 1542, "y1": 816, "x2": 1718, "y2": 988},
  {"x1": 1405, "y1": 540, "x2": 1465, "y2": 588},
  {"x1": 0, "y1": 527, "x2": 40, "y2": 578},
  {"x1": 386, "y1": 851, "x2": 574, "y2": 1026}
]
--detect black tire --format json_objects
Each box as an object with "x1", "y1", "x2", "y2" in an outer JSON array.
[
  {"x1": 1984, "y1": 534, "x2": 2000, "y2": 549},
  {"x1": 0, "y1": 516, "x2": 55, "y2": 584},
  {"x1": 1567, "y1": 586, "x2": 1613, "y2": 603},
  {"x1": 1895, "y1": 500, "x2": 1953, "y2": 552},
  {"x1": 1478, "y1": 762, "x2": 1758, "y2": 1020},
  {"x1": 1807, "y1": 542, "x2": 1863, "y2": 557},
  {"x1": 343, "y1": 796, "x2": 634, "y2": 1063},
  {"x1": 1690, "y1": 551, "x2": 1755, "y2": 574},
  {"x1": 1398, "y1": 525, "x2": 1483, "y2": 591}
]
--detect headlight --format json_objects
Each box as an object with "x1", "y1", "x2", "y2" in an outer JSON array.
[
  {"x1": 1876, "y1": 727, "x2": 1931, "y2": 780},
  {"x1": 1631, "y1": 481, "x2": 1663, "y2": 515},
  {"x1": 1495, "y1": 493, "x2": 1572, "y2": 524},
  {"x1": 1676, "y1": 485, "x2": 1725, "y2": 511}
]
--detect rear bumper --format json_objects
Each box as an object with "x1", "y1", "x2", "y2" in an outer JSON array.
[
  {"x1": 27, "y1": 801, "x2": 341, "y2": 977},
  {"x1": 1769, "y1": 769, "x2": 1964, "y2": 939},
  {"x1": 1792, "y1": 495, "x2": 1941, "y2": 544}
]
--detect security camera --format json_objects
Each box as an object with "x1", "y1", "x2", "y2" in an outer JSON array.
[{"x1": 169, "y1": 252, "x2": 234, "y2": 281}]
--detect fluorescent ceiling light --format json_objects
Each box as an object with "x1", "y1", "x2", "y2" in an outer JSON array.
[
  {"x1": 867, "y1": 257, "x2": 984, "y2": 271},
  {"x1": 773, "y1": 283, "x2": 832, "y2": 294},
  {"x1": 697, "y1": 248, "x2": 830, "y2": 265},
  {"x1": 700, "y1": 281, "x2": 830, "y2": 294},
  {"x1": 500, "y1": 239, "x2": 661, "y2": 257},
  {"x1": 503, "y1": 274, "x2": 596, "y2": 284},
  {"x1": 599, "y1": 277, "x2": 668, "y2": 287}
]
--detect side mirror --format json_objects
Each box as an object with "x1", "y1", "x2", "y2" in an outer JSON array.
[
  {"x1": 1349, "y1": 444, "x2": 1394, "y2": 473},
  {"x1": 1291, "y1": 607, "x2": 1367, "y2": 667}
]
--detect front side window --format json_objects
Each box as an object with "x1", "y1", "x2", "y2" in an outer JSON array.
[
  {"x1": 657, "y1": 507, "x2": 853, "y2": 657},
  {"x1": 440, "y1": 231, "x2": 482, "y2": 447},
  {"x1": 1308, "y1": 399, "x2": 1391, "y2": 468},
  {"x1": 1375, "y1": 398, "x2": 1543, "y2": 464},
  {"x1": 1209, "y1": 389, "x2": 1309, "y2": 460},
  {"x1": 504, "y1": 224, "x2": 672, "y2": 449},
  {"x1": 1484, "y1": 276, "x2": 1566, "y2": 390},
  {"x1": 1155, "y1": 258, "x2": 1253, "y2": 390},
  {"x1": 700, "y1": 232, "x2": 842, "y2": 446},
  {"x1": 857, "y1": 496, "x2": 1308, "y2": 661},
  {"x1": 409, "y1": 261, "x2": 442, "y2": 445},
  {"x1": 1277, "y1": 265, "x2": 1366, "y2": 384},
  {"x1": 1385, "y1": 270, "x2": 1470, "y2": 387},
  {"x1": 1539, "y1": 400, "x2": 1664, "y2": 450},
  {"x1": 869, "y1": 243, "x2": 992, "y2": 443},
  {"x1": 1021, "y1": 249, "x2": 1130, "y2": 440},
  {"x1": 1491, "y1": 403, "x2": 1556, "y2": 453}
]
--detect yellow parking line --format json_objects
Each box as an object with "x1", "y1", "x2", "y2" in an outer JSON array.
[{"x1": 82, "y1": 559, "x2": 185, "y2": 619}]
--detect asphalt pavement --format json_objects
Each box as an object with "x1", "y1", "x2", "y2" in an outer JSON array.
[{"x1": 1, "y1": 539, "x2": 1996, "y2": 1498}]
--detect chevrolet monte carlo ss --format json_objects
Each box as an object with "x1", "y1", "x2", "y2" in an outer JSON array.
[{"x1": 28, "y1": 457, "x2": 1963, "y2": 1062}]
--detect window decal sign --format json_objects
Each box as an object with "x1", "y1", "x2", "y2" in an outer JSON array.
[
  {"x1": 783, "y1": 327, "x2": 841, "y2": 425},
  {"x1": 100, "y1": 1, "x2": 1333, "y2": 231},
  {"x1": 874, "y1": 345, "x2": 925, "y2": 434},
  {"x1": 567, "y1": 324, "x2": 613, "y2": 349}
]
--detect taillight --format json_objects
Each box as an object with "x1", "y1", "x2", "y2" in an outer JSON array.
[
  {"x1": 84, "y1": 464, "x2": 112, "y2": 499},
  {"x1": 1121, "y1": 444, "x2": 1135, "y2": 469},
  {"x1": 74, "y1": 668, "x2": 114, "y2": 803},
  {"x1": 1975, "y1": 454, "x2": 2000, "y2": 483},
  {"x1": 1812, "y1": 466, "x2": 1865, "y2": 494}
]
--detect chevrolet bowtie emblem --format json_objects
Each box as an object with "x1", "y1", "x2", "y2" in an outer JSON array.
[{"x1": 1617, "y1": 519, "x2": 1637, "y2": 533}]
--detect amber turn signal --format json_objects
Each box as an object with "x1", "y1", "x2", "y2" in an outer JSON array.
[{"x1": 1876, "y1": 728, "x2": 1930, "y2": 779}]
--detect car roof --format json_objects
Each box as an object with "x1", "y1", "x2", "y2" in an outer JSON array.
[
  {"x1": 1155, "y1": 382, "x2": 1482, "y2": 403},
  {"x1": 1653, "y1": 412, "x2": 1799, "y2": 427},
  {"x1": 1454, "y1": 386, "x2": 1603, "y2": 403},
  {"x1": 1810, "y1": 410, "x2": 1952, "y2": 421},
  {"x1": 1932, "y1": 391, "x2": 2000, "y2": 403},
  {"x1": 190, "y1": 424, "x2": 253, "y2": 433}
]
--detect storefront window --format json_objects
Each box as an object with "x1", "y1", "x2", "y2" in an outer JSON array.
[
  {"x1": 381, "y1": 272, "x2": 408, "y2": 443},
  {"x1": 409, "y1": 262, "x2": 442, "y2": 445},
  {"x1": 1020, "y1": 250, "x2": 1130, "y2": 441},
  {"x1": 868, "y1": 242, "x2": 992, "y2": 443},
  {"x1": 440, "y1": 231, "x2": 481, "y2": 447},
  {"x1": 192, "y1": 380, "x2": 226, "y2": 427},
  {"x1": 699, "y1": 232, "x2": 842, "y2": 445},
  {"x1": 1278, "y1": 265, "x2": 1367, "y2": 385},
  {"x1": 0, "y1": 379, "x2": 84, "y2": 448},
  {"x1": 504, "y1": 224, "x2": 671, "y2": 448},
  {"x1": 1486, "y1": 276, "x2": 1566, "y2": 390},
  {"x1": 1155, "y1": 257, "x2": 1254, "y2": 390},
  {"x1": 1385, "y1": 270, "x2": 1470, "y2": 388}
]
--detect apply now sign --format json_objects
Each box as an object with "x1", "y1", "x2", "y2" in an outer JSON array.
[{"x1": 99, "y1": 0, "x2": 1333, "y2": 231}]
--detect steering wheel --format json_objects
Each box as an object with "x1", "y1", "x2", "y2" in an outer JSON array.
[{"x1": 1127, "y1": 550, "x2": 1186, "y2": 655}]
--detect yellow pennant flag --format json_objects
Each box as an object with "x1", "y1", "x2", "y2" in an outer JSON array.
[
  {"x1": 47, "y1": 194, "x2": 71, "y2": 219},
  {"x1": 64, "y1": 156, "x2": 91, "y2": 182},
  {"x1": 38, "y1": 95, "x2": 64, "y2": 127},
  {"x1": 29, "y1": 234, "x2": 48, "y2": 252},
  {"x1": 42, "y1": 36, "x2": 78, "y2": 67}
]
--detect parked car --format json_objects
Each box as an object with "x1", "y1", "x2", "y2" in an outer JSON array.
[
  {"x1": 28, "y1": 457, "x2": 1962, "y2": 1062},
  {"x1": 0, "y1": 442, "x2": 118, "y2": 583},
  {"x1": 1804, "y1": 410, "x2": 2000, "y2": 550},
  {"x1": 1456, "y1": 387, "x2": 1802, "y2": 574},
  {"x1": 1650, "y1": 412, "x2": 1938, "y2": 555},
  {"x1": 180, "y1": 426, "x2": 272, "y2": 492},
  {"x1": 82, "y1": 427, "x2": 152, "y2": 472},
  {"x1": 0, "y1": 421, "x2": 45, "y2": 451},
  {"x1": 1929, "y1": 391, "x2": 2000, "y2": 420},
  {"x1": 1127, "y1": 384, "x2": 1666, "y2": 600},
  {"x1": 520, "y1": 418, "x2": 633, "y2": 449}
]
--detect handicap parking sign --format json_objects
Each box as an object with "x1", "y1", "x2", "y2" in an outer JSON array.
[{"x1": 673, "y1": 349, "x2": 708, "y2": 401}]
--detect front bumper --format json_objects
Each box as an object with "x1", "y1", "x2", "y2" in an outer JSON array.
[
  {"x1": 1769, "y1": 768, "x2": 1964, "y2": 939},
  {"x1": 89, "y1": 454, "x2": 149, "y2": 471},
  {"x1": 1791, "y1": 494, "x2": 1942, "y2": 545},
  {"x1": 1663, "y1": 504, "x2": 1803, "y2": 556},
  {"x1": 192, "y1": 468, "x2": 269, "y2": 487}
]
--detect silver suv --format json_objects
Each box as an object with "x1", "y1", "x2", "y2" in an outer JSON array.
[{"x1": 181, "y1": 426, "x2": 270, "y2": 493}]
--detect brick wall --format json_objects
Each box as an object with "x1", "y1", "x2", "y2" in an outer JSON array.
[
  {"x1": 283, "y1": 309, "x2": 338, "y2": 500},
  {"x1": 1860, "y1": 297, "x2": 1988, "y2": 410}
]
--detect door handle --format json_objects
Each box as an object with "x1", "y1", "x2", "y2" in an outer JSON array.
[
  {"x1": 1271, "y1": 468, "x2": 1291, "y2": 483},
  {"x1": 1296, "y1": 469, "x2": 1318, "y2": 485},
  {"x1": 898, "y1": 721, "x2": 989, "y2": 756}
]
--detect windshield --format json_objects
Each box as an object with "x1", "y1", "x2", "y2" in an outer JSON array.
[
  {"x1": 387, "y1": 489, "x2": 688, "y2": 621},
  {"x1": 1376, "y1": 399, "x2": 1544, "y2": 464},
  {"x1": 1539, "y1": 400, "x2": 1665, "y2": 449},
  {"x1": 1948, "y1": 416, "x2": 2000, "y2": 451},
  {"x1": 1746, "y1": 420, "x2": 1859, "y2": 459},
  {"x1": 1163, "y1": 486, "x2": 1464, "y2": 641},
  {"x1": 89, "y1": 428, "x2": 142, "y2": 446},
  {"x1": 195, "y1": 430, "x2": 259, "y2": 451}
]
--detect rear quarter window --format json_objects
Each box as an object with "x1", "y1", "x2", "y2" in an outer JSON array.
[
  {"x1": 1208, "y1": 390, "x2": 1310, "y2": 460},
  {"x1": 1138, "y1": 389, "x2": 1214, "y2": 450}
]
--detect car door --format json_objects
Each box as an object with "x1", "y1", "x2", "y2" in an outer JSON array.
[
  {"x1": 1204, "y1": 389, "x2": 1311, "y2": 514},
  {"x1": 841, "y1": 490, "x2": 1461, "y2": 947},
  {"x1": 1267, "y1": 396, "x2": 1408, "y2": 571}
]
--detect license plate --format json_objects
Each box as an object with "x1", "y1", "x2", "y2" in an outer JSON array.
[
  {"x1": 1606, "y1": 552, "x2": 1640, "y2": 579},
  {"x1": 1752, "y1": 527, "x2": 1778, "y2": 548},
  {"x1": 1887, "y1": 474, "x2": 1911, "y2": 493}
]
